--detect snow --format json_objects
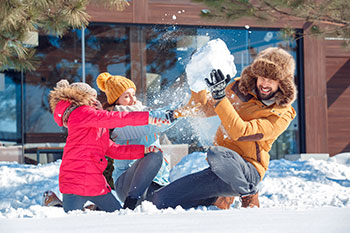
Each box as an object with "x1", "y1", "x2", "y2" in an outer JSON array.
[
  {"x1": 185, "y1": 39, "x2": 237, "y2": 93},
  {"x1": 1, "y1": 152, "x2": 350, "y2": 233}
]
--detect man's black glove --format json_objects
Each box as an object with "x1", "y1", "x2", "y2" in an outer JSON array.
[
  {"x1": 165, "y1": 110, "x2": 177, "y2": 123},
  {"x1": 205, "y1": 69, "x2": 231, "y2": 100}
]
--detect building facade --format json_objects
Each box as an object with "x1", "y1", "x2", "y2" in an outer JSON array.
[{"x1": 0, "y1": 0, "x2": 349, "y2": 159}]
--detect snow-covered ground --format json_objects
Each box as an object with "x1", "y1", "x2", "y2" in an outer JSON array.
[{"x1": 1, "y1": 152, "x2": 350, "y2": 233}]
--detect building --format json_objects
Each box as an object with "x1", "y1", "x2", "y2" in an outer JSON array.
[{"x1": 0, "y1": 0, "x2": 349, "y2": 162}]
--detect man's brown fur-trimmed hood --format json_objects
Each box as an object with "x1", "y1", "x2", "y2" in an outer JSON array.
[
  {"x1": 49, "y1": 79, "x2": 97, "y2": 113},
  {"x1": 238, "y1": 47, "x2": 297, "y2": 106}
]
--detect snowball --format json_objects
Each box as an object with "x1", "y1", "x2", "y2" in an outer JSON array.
[{"x1": 185, "y1": 39, "x2": 237, "y2": 93}]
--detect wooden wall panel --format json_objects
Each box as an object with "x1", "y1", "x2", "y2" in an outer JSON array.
[
  {"x1": 325, "y1": 43, "x2": 350, "y2": 155},
  {"x1": 325, "y1": 57, "x2": 348, "y2": 82},
  {"x1": 86, "y1": 4, "x2": 133, "y2": 23},
  {"x1": 87, "y1": 0, "x2": 305, "y2": 28},
  {"x1": 133, "y1": 0, "x2": 148, "y2": 23},
  {"x1": 129, "y1": 27, "x2": 147, "y2": 103},
  {"x1": 303, "y1": 31, "x2": 328, "y2": 153},
  {"x1": 325, "y1": 40, "x2": 350, "y2": 57},
  {"x1": 147, "y1": 1, "x2": 304, "y2": 28}
]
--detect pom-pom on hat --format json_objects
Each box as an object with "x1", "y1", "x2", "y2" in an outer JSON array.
[
  {"x1": 49, "y1": 79, "x2": 97, "y2": 113},
  {"x1": 96, "y1": 72, "x2": 136, "y2": 104}
]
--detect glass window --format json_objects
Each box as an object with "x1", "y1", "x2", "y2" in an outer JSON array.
[
  {"x1": 84, "y1": 24, "x2": 130, "y2": 103},
  {"x1": 24, "y1": 29, "x2": 82, "y2": 139},
  {"x1": 0, "y1": 71, "x2": 21, "y2": 142},
  {"x1": 7, "y1": 23, "x2": 300, "y2": 159}
]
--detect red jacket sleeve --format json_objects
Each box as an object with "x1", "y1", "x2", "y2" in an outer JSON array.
[
  {"x1": 69, "y1": 106, "x2": 149, "y2": 129},
  {"x1": 105, "y1": 139, "x2": 145, "y2": 160}
]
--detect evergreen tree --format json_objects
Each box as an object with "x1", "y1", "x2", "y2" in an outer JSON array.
[
  {"x1": 194, "y1": 0, "x2": 350, "y2": 46},
  {"x1": 0, "y1": 0, "x2": 130, "y2": 71}
]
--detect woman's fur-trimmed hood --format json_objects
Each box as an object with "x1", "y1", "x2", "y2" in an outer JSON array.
[
  {"x1": 49, "y1": 79, "x2": 98, "y2": 113},
  {"x1": 238, "y1": 47, "x2": 297, "y2": 106}
]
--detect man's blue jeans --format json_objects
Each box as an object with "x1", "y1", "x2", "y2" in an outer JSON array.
[{"x1": 151, "y1": 146, "x2": 260, "y2": 209}]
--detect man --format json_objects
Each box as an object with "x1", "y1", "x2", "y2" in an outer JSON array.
[{"x1": 151, "y1": 47, "x2": 297, "y2": 209}]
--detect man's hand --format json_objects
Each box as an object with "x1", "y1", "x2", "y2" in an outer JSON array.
[
  {"x1": 173, "y1": 103, "x2": 201, "y2": 118},
  {"x1": 165, "y1": 110, "x2": 177, "y2": 123},
  {"x1": 205, "y1": 69, "x2": 231, "y2": 100}
]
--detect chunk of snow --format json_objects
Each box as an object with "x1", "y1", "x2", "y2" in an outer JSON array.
[{"x1": 185, "y1": 39, "x2": 237, "y2": 93}]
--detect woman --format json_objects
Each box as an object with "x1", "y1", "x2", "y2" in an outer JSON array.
[{"x1": 97, "y1": 72, "x2": 177, "y2": 210}]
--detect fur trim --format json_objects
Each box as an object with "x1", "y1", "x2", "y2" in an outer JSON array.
[
  {"x1": 238, "y1": 47, "x2": 297, "y2": 106},
  {"x1": 274, "y1": 75, "x2": 297, "y2": 106},
  {"x1": 238, "y1": 66, "x2": 256, "y2": 96},
  {"x1": 112, "y1": 100, "x2": 147, "y2": 112},
  {"x1": 49, "y1": 80, "x2": 97, "y2": 113}
]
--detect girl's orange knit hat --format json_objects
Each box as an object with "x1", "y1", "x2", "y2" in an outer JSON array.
[{"x1": 96, "y1": 72, "x2": 136, "y2": 104}]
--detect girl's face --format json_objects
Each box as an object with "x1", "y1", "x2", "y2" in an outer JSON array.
[{"x1": 116, "y1": 88, "x2": 137, "y2": 106}]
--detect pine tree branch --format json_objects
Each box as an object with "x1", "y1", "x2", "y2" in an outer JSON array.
[
  {"x1": 0, "y1": 0, "x2": 131, "y2": 71},
  {"x1": 261, "y1": 0, "x2": 292, "y2": 19},
  {"x1": 194, "y1": 0, "x2": 350, "y2": 48}
]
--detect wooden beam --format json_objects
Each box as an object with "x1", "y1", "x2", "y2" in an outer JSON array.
[
  {"x1": 133, "y1": 0, "x2": 148, "y2": 23},
  {"x1": 87, "y1": 0, "x2": 305, "y2": 28},
  {"x1": 303, "y1": 26, "x2": 328, "y2": 153},
  {"x1": 129, "y1": 27, "x2": 147, "y2": 103}
]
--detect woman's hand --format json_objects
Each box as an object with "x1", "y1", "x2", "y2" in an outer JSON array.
[
  {"x1": 93, "y1": 100, "x2": 103, "y2": 110},
  {"x1": 145, "y1": 145, "x2": 162, "y2": 154},
  {"x1": 149, "y1": 116, "x2": 170, "y2": 126}
]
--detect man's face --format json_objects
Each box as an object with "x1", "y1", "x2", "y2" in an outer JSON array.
[{"x1": 256, "y1": 76, "x2": 279, "y2": 100}]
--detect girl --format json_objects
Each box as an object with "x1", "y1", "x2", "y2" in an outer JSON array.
[
  {"x1": 48, "y1": 79, "x2": 167, "y2": 212},
  {"x1": 97, "y1": 72, "x2": 177, "y2": 210}
]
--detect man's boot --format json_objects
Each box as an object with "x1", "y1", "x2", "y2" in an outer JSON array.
[
  {"x1": 213, "y1": 196, "x2": 235, "y2": 209},
  {"x1": 240, "y1": 192, "x2": 260, "y2": 208}
]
